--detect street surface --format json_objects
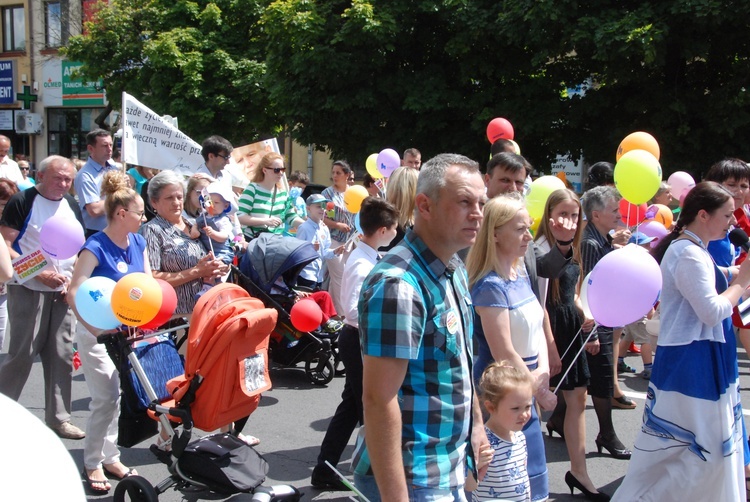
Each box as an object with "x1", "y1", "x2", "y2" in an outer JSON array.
[{"x1": 7, "y1": 336, "x2": 750, "y2": 501}]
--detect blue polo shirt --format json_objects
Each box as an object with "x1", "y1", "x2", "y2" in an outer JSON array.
[
  {"x1": 74, "y1": 157, "x2": 118, "y2": 232},
  {"x1": 354, "y1": 229, "x2": 475, "y2": 490}
]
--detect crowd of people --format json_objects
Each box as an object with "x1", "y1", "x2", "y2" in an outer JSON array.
[{"x1": 2, "y1": 128, "x2": 750, "y2": 502}]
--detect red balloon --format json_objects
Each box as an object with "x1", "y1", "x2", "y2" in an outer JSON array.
[
  {"x1": 486, "y1": 117, "x2": 515, "y2": 143},
  {"x1": 290, "y1": 299, "x2": 323, "y2": 332},
  {"x1": 619, "y1": 198, "x2": 647, "y2": 227},
  {"x1": 140, "y1": 279, "x2": 178, "y2": 330}
]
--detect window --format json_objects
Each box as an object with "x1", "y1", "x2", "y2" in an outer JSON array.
[
  {"x1": 45, "y1": 2, "x2": 61, "y2": 48},
  {"x1": 47, "y1": 108, "x2": 107, "y2": 160},
  {"x1": 2, "y1": 6, "x2": 25, "y2": 52}
]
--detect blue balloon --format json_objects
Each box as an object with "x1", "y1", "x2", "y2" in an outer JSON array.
[
  {"x1": 354, "y1": 212, "x2": 363, "y2": 235},
  {"x1": 74, "y1": 277, "x2": 121, "y2": 330}
]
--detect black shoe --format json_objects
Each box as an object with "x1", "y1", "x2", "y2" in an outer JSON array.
[
  {"x1": 311, "y1": 464, "x2": 349, "y2": 491},
  {"x1": 546, "y1": 420, "x2": 565, "y2": 440},
  {"x1": 565, "y1": 471, "x2": 610, "y2": 500},
  {"x1": 595, "y1": 435, "x2": 632, "y2": 460}
]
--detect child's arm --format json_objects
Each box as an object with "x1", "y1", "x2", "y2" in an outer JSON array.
[
  {"x1": 465, "y1": 443, "x2": 494, "y2": 492},
  {"x1": 204, "y1": 225, "x2": 231, "y2": 243}
]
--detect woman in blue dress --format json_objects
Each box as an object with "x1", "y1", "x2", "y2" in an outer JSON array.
[
  {"x1": 613, "y1": 182, "x2": 750, "y2": 501},
  {"x1": 467, "y1": 194, "x2": 555, "y2": 502}
]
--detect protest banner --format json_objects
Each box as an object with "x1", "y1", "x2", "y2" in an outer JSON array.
[{"x1": 121, "y1": 92, "x2": 204, "y2": 176}]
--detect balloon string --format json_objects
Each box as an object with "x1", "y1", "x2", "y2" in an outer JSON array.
[
  {"x1": 553, "y1": 323, "x2": 599, "y2": 396},
  {"x1": 202, "y1": 211, "x2": 215, "y2": 256},
  {"x1": 558, "y1": 325, "x2": 583, "y2": 361}
]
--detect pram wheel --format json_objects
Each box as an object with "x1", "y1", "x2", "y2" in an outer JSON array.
[
  {"x1": 305, "y1": 350, "x2": 335, "y2": 385},
  {"x1": 113, "y1": 475, "x2": 159, "y2": 502}
]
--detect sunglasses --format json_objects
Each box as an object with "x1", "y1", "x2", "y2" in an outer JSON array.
[
  {"x1": 264, "y1": 167, "x2": 285, "y2": 174},
  {"x1": 216, "y1": 154, "x2": 230, "y2": 161}
]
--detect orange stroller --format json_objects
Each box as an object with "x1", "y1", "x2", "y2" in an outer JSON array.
[{"x1": 111, "y1": 283, "x2": 301, "y2": 501}]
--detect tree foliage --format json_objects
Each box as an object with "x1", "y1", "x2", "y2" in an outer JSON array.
[
  {"x1": 64, "y1": 0, "x2": 278, "y2": 145},
  {"x1": 66, "y1": 0, "x2": 750, "y2": 175}
]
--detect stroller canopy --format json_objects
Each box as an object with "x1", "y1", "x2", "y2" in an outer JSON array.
[{"x1": 239, "y1": 233, "x2": 319, "y2": 294}]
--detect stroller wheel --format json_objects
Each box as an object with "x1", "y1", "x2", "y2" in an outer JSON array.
[
  {"x1": 305, "y1": 350, "x2": 335, "y2": 385},
  {"x1": 113, "y1": 475, "x2": 159, "y2": 502}
]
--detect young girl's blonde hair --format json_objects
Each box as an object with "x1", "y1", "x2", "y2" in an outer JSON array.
[{"x1": 479, "y1": 360, "x2": 534, "y2": 407}]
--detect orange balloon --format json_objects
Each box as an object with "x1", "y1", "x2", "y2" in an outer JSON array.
[
  {"x1": 616, "y1": 131, "x2": 660, "y2": 161},
  {"x1": 111, "y1": 272, "x2": 162, "y2": 327}
]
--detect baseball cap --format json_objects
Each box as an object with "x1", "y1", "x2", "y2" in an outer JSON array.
[
  {"x1": 206, "y1": 182, "x2": 238, "y2": 213},
  {"x1": 628, "y1": 231, "x2": 656, "y2": 246},
  {"x1": 306, "y1": 193, "x2": 327, "y2": 206}
]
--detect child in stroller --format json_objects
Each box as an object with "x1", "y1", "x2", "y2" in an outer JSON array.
[{"x1": 235, "y1": 233, "x2": 343, "y2": 385}]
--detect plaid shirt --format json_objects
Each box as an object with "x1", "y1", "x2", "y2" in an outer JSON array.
[{"x1": 355, "y1": 229, "x2": 475, "y2": 489}]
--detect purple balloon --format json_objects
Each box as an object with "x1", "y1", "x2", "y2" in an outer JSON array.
[
  {"x1": 587, "y1": 245, "x2": 662, "y2": 327},
  {"x1": 376, "y1": 148, "x2": 400, "y2": 178},
  {"x1": 639, "y1": 220, "x2": 668, "y2": 248},
  {"x1": 39, "y1": 215, "x2": 85, "y2": 260}
]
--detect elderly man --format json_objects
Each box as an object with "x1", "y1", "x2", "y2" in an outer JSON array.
[
  {"x1": 75, "y1": 129, "x2": 117, "y2": 238},
  {"x1": 353, "y1": 153, "x2": 489, "y2": 501},
  {"x1": 0, "y1": 135, "x2": 22, "y2": 184},
  {"x1": 0, "y1": 155, "x2": 86, "y2": 439}
]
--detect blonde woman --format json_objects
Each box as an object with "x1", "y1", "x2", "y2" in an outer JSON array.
[
  {"x1": 383, "y1": 166, "x2": 418, "y2": 250},
  {"x1": 466, "y1": 194, "x2": 555, "y2": 502}
]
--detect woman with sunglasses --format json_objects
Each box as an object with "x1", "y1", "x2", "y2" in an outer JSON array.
[{"x1": 237, "y1": 152, "x2": 303, "y2": 239}]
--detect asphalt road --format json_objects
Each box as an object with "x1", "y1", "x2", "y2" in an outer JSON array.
[{"x1": 8, "y1": 337, "x2": 750, "y2": 501}]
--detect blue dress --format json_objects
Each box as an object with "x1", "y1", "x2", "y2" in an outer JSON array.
[{"x1": 472, "y1": 267, "x2": 548, "y2": 501}]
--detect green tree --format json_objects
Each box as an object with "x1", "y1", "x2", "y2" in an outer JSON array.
[
  {"x1": 64, "y1": 0, "x2": 279, "y2": 144},
  {"x1": 262, "y1": 0, "x2": 750, "y2": 175}
]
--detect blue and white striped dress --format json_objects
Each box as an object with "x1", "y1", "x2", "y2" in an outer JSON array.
[{"x1": 472, "y1": 428, "x2": 530, "y2": 501}]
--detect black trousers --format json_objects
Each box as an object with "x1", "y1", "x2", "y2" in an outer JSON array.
[{"x1": 316, "y1": 324, "x2": 363, "y2": 467}]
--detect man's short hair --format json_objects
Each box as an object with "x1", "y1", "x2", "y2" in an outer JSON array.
[
  {"x1": 289, "y1": 171, "x2": 310, "y2": 185},
  {"x1": 38, "y1": 155, "x2": 73, "y2": 175},
  {"x1": 86, "y1": 129, "x2": 111, "y2": 147},
  {"x1": 201, "y1": 135, "x2": 233, "y2": 161},
  {"x1": 417, "y1": 153, "x2": 479, "y2": 200},
  {"x1": 486, "y1": 152, "x2": 530, "y2": 177},
  {"x1": 582, "y1": 185, "x2": 620, "y2": 221},
  {"x1": 403, "y1": 148, "x2": 421, "y2": 158},
  {"x1": 359, "y1": 197, "x2": 399, "y2": 236},
  {"x1": 490, "y1": 139, "x2": 515, "y2": 156},
  {"x1": 704, "y1": 158, "x2": 750, "y2": 184}
]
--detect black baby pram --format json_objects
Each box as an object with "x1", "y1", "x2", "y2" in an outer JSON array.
[
  {"x1": 234, "y1": 233, "x2": 341, "y2": 385},
  {"x1": 101, "y1": 283, "x2": 301, "y2": 501}
]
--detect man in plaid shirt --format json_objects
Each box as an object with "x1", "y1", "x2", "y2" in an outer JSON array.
[{"x1": 353, "y1": 154, "x2": 490, "y2": 501}]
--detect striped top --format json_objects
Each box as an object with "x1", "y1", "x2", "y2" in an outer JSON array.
[
  {"x1": 321, "y1": 186, "x2": 354, "y2": 243},
  {"x1": 472, "y1": 428, "x2": 529, "y2": 501},
  {"x1": 139, "y1": 215, "x2": 206, "y2": 315},
  {"x1": 237, "y1": 183, "x2": 297, "y2": 236}
]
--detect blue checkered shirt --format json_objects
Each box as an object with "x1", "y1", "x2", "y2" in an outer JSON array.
[{"x1": 354, "y1": 229, "x2": 475, "y2": 489}]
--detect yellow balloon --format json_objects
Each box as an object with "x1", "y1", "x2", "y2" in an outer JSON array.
[
  {"x1": 525, "y1": 176, "x2": 566, "y2": 223},
  {"x1": 615, "y1": 150, "x2": 662, "y2": 205},
  {"x1": 510, "y1": 139, "x2": 521, "y2": 155},
  {"x1": 343, "y1": 185, "x2": 369, "y2": 213},
  {"x1": 365, "y1": 153, "x2": 382, "y2": 179}
]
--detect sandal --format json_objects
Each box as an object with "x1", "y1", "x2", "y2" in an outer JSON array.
[
  {"x1": 237, "y1": 433, "x2": 261, "y2": 446},
  {"x1": 103, "y1": 463, "x2": 137, "y2": 480},
  {"x1": 82, "y1": 468, "x2": 111, "y2": 494}
]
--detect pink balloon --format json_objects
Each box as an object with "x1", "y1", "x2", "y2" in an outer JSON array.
[
  {"x1": 587, "y1": 246, "x2": 662, "y2": 327},
  {"x1": 39, "y1": 215, "x2": 85, "y2": 260},
  {"x1": 639, "y1": 220, "x2": 669, "y2": 249},
  {"x1": 486, "y1": 117, "x2": 515, "y2": 142},
  {"x1": 376, "y1": 148, "x2": 400, "y2": 178},
  {"x1": 667, "y1": 171, "x2": 695, "y2": 200}
]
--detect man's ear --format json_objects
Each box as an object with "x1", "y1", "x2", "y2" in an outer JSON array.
[{"x1": 414, "y1": 193, "x2": 431, "y2": 220}]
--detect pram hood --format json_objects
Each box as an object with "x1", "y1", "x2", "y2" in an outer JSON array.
[{"x1": 239, "y1": 233, "x2": 319, "y2": 294}]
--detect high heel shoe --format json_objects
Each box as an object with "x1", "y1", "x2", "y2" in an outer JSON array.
[
  {"x1": 565, "y1": 471, "x2": 611, "y2": 501},
  {"x1": 595, "y1": 435, "x2": 632, "y2": 460},
  {"x1": 546, "y1": 420, "x2": 565, "y2": 440}
]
